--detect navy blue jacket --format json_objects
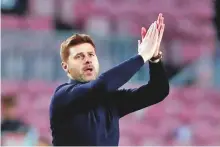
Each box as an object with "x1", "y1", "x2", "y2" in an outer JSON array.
[{"x1": 49, "y1": 55, "x2": 169, "y2": 146}]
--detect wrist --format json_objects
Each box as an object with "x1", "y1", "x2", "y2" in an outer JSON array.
[
  {"x1": 149, "y1": 52, "x2": 162, "y2": 63},
  {"x1": 149, "y1": 58, "x2": 161, "y2": 63},
  {"x1": 138, "y1": 52, "x2": 148, "y2": 63}
]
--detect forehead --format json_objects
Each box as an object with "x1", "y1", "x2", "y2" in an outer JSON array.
[{"x1": 69, "y1": 43, "x2": 95, "y2": 55}]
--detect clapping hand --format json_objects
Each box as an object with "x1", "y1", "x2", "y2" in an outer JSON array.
[{"x1": 138, "y1": 13, "x2": 165, "y2": 62}]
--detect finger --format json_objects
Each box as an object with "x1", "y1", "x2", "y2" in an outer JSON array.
[
  {"x1": 159, "y1": 15, "x2": 163, "y2": 24},
  {"x1": 157, "y1": 13, "x2": 162, "y2": 29},
  {"x1": 156, "y1": 17, "x2": 160, "y2": 29},
  {"x1": 156, "y1": 24, "x2": 165, "y2": 53},
  {"x1": 138, "y1": 40, "x2": 141, "y2": 47},
  {"x1": 153, "y1": 24, "x2": 159, "y2": 42},
  {"x1": 158, "y1": 22, "x2": 163, "y2": 34},
  {"x1": 158, "y1": 24, "x2": 165, "y2": 43},
  {"x1": 153, "y1": 29, "x2": 159, "y2": 55},
  {"x1": 158, "y1": 17, "x2": 164, "y2": 40},
  {"x1": 157, "y1": 13, "x2": 162, "y2": 22},
  {"x1": 141, "y1": 27, "x2": 147, "y2": 41},
  {"x1": 154, "y1": 27, "x2": 159, "y2": 42},
  {"x1": 158, "y1": 17, "x2": 163, "y2": 32},
  {"x1": 156, "y1": 24, "x2": 165, "y2": 52},
  {"x1": 144, "y1": 23, "x2": 154, "y2": 41},
  {"x1": 160, "y1": 17, "x2": 164, "y2": 31},
  {"x1": 149, "y1": 22, "x2": 156, "y2": 39},
  {"x1": 159, "y1": 25, "x2": 162, "y2": 33},
  {"x1": 146, "y1": 23, "x2": 153, "y2": 36},
  {"x1": 151, "y1": 22, "x2": 157, "y2": 40}
]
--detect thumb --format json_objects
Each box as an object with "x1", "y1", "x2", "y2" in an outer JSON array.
[
  {"x1": 138, "y1": 40, "x2": 141, "y2": 46},
  {"x1": 141, "y1": 27, "x2": 147, "y2": 40}
]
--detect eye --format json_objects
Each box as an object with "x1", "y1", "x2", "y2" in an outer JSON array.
[
  {"x1": 76, "y1": 55, "x2": 80, "y2": 58},
  {"x1": 75, "y1": 54, "x2": 82, "y2": 59},
  {"x1": 89, "y1": 53, "x2": 94, "y2": 57}
]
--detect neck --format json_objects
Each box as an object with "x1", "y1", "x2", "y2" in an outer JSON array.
[
  {"x1": 67, "y1": 74, "x2": 90, "y2": 83},
  {"x1": 67, "y1": 73, "x2": 74, "y2": 80}
]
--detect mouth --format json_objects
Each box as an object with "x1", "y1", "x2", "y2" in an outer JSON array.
[
  {"x1": 83, "y1": 67, "x2": 94, "y2": 75},
  {"x1": 85, "y1": 68, "x2": 93, "y2": 72}
]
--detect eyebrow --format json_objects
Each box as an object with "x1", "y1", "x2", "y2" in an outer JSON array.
[
  {"x1": 88, "y1": 51, "x2": 95, "y2": 54},
  {"x1": 74, "y1": 51, "x2": 94, "y2": 56},
  {"x1": 74, "y1": 52, "x2": 83, "y2": 56}
]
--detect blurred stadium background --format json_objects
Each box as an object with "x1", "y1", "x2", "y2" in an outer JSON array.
[{"x1": 1, "y1": 0, "x2": 220, "y2": 146}]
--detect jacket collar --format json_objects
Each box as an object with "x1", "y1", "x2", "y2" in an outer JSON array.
[
  {"x1": 68, "y1": 79, "x2": 88, "y2": 85},
  {"x1": 68, "y1": 79, "x2": 79, "y2": 85}
]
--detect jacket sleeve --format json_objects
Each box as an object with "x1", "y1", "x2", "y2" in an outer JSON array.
[{"x1": 110, "y1": 61, "x2": 170, "y2": 118}]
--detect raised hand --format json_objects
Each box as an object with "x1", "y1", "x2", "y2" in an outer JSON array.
[
  {"x1": 138, "y1": 13, "x2": 165, "y2": 62},
  {"x1": 138, "y1": 22, "x2": 159, "y2": 63}
]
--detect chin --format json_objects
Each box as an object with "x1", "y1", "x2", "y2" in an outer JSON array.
[
  {"x1": 80, "y1": 76, "x2": 93, "y2": 82},
  {"x1": 85, "y1": 77, "x2": 96, "y2": 82},
  {"x1": 81, "y1": 73, "x2": 98, "y2": 82}
]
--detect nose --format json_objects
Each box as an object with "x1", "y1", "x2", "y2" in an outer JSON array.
[
  {"x1": 85, "y1": 60, "x2": 91, "y2": 64},
  {"x1": 84, "y1": 56, "x2": 92, "y2": 64}
]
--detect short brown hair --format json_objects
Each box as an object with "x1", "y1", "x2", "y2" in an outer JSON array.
[{"x1": 60, "y1": 34, "x2": 95, "y2": 62}]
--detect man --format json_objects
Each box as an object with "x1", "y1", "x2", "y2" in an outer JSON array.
[{"x1": 50, "y1": 13, "x2": 169, "y2": 146}]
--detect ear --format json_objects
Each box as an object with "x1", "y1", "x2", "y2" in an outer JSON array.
[{"x1": 61, "y1": 62, "x2": 68, "y2": 72}]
